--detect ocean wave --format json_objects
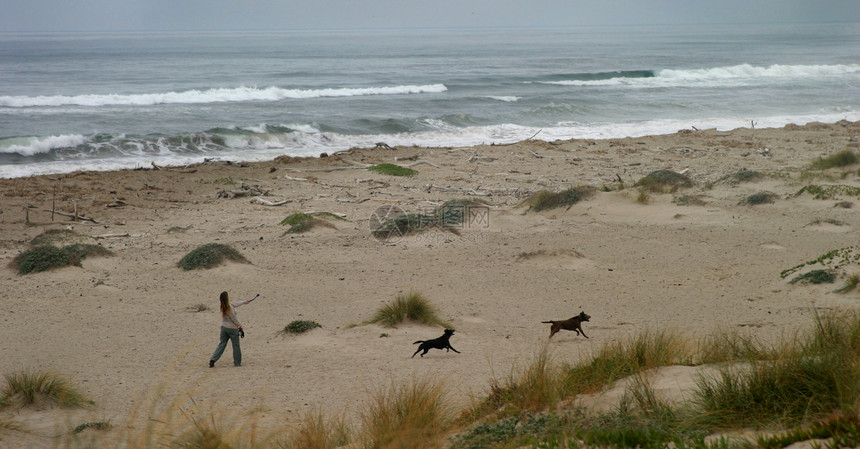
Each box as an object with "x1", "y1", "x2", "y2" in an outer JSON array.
[
  {"x1": 0, "y1": 134, "x2": 88, "y2": 156},
  {"x1": 541, "y1": 63, "x2": 860, "y2": 87},
  {"x1": 0, "y1": 84, "x2": 448, "y2": 108}
]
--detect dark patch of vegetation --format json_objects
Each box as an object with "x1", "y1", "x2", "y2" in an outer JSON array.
[
  {"x1": 635, "y1": 170, "x2": 693, "y2": 193},
  {"x1": 452, "y1": 412, "x2": 566, "y2": 449},
  {"x1": 718, "y1": 169, "x2": 764, "y2": 185},
  {"x1": 739, "y1": 191, "x2": 779, "y2": 205},
  {"x1": 526, "y1": 186, "x2": 596, "y2": 212},
  {"x1": 809, "y1": 150, "x2": 858, "y2": 170},
  {"x1": 279, "y1": 212, "x2": 339, "y2": 234},
  {"x1": 73, "y1": 421, "x2": 111, "y2": 434},
  {"x1": 282, "y1": 320, "x2": 322, "y2": 334},
  {"x1": 835, "y1": 201, "x2": 853, "y2": 208},
  {"x1": 368, "y1": 163, "x2": 418, "y2": 176},
  {"x1": 789, "y1": 269, "x2": 836, "y2": 285},
  {"x1": 11, "y1": 243, "x2": 113, "y2": 275},
  {"x1": 673, "y1": 194, "x2": 707, "y2": 206},
  {"x1": 795, "y1": 184, "x2": 860, "y2": 200},
  {"x1": 177, "y1": 243, "x2": 249, "y2": 270},
  {"x1": 365, "y1": 292, "x2": 450, "y2": 328}
]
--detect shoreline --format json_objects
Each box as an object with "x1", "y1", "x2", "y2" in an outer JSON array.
[{"x1": 1, "y1": 121, "x2": 859, "y2": 447}]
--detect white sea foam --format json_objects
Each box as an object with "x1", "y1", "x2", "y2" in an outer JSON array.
[
  {"x1": 0, "y1": 134, "x2": 87, "y2": 156},
  {"x1": 0, "y1": 84, "x2": 449, "y2": 108},
  {"x1": 487, "y1": 96, "x2": 521, "y2": 102},
  {"x1": 542, "y1": 63, "x2": 860, "y2": 87}
]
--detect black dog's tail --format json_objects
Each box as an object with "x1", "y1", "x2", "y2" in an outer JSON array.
[
  {"x1": 413, "y1": 340, "x2": 424, "y2": 344},
  {"x1": 541, "y1": 321, "x2": 556, "y2": 324}
]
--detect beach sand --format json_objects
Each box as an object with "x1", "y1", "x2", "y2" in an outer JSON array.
[{"x1": 1, "y1": 121, "x2": 859, "y2": 447}]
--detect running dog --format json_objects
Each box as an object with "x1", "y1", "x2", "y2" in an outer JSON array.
[
  {"x1": 412, "y1": 329, "x2": 460, "y2": 357},
  {"x1": 542, "y1": 312, "x2": 590, "y2": 338}
]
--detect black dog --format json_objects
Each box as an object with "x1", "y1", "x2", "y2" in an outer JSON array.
[
  {"x1": 542, "y1": 311, "x2": 590, "y2": 338},
  {"x1": 412, "y1": 329, "x2": 460, "y2": 358}
]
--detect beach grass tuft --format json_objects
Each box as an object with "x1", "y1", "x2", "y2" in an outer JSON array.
[
  {"x1": 367, "y1": 163, "x2": 418, "y2": 176},
  {"x1": 794, "y1": 184, "x2": 860, "y2": 200},
  {"x1": 718, "y1": 169, "x2": 764, "y2": 185},
  {"x1": 739, "y1": 191, "x2": 779, "y2": 205},
  {"x1": 177, "y1": 243, "x2": 249, "y2": 270},
  {"x1": 788, "y1": 269, "x2": 836, "y2": 285},
  {"x1": 1, "y1": 369, "x2": 92, "y2": 409},
  {"x1": 277, "y1": 411, "x2": 351, "y2": 449},
  {"x1": 365, "y1": 292, "x2": 450, "y2": 328},
  {"x1": 635, "y1": 170, "x2": 693, "y2": 193},
  {"x1": 360, "y1": 378, "x2": 451, "y2": 449},
  {"x1": 526, "y1": 186, "x2": 596, "y2": 211},
  {"x1": 282, "y1": 320, "x2": 322, "y2": 334},
  {"x1": 279, "y1": 212, "x2": 340, "y2": 234},
  {"x1": 809, "y1": 150, "x2": 858, "y2": 170}
]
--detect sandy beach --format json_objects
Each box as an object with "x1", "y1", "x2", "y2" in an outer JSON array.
[{"x1": 2, "y1": 121, "x2": 859, "y2": 447}]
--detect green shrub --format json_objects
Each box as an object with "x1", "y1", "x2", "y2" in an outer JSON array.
[
  {"x1": 527, "y1": 186, "x2": 596, "y2": 212},
  {"x1": 795, "y1": 184, "x2": 860, "y2": 200},
  {"x1": 279, "y1": 212, "x2": 339, "y2": 234},
  {"x1": 11, "y1": 241, "x2": 113, "y2": 275},
  {"x1": 673, "y1": 194, "x2": 706, "y2": 206},
  {"x1": 1, "y1": 370, "x2": 92, "y2": 409},
  {"x1": 283, "y1": 320, "x2": 322, "y2": 334},
  {"x1": 718, "y1": 169, "x2": 764, "y2": 185},
  {"x1": 365, "y1": 292, "x2": 450, "y2": 328},
  {"x1": 29, "y1": 229, "x2": 80, "y2": 246},
  {"x1": 368, "y1": 163, "x2": 418, "y2": 176},
  {"x1": 809, "y1": 150, "x2": 858, "y2": 170},
  {"x1": 789, "y1": 269, "x2": 836, "y2": 285},
  {"x1": 635, "y1": 170, "x2": 693, "y2": 193},
  {"x1": 739, "y1": 192, "x2": 778, "y2": 205},
  {"x1": 177, "y1": 243, "x2": 249, "y2": 270}
]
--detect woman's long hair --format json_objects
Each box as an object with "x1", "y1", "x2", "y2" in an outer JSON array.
[{"x1": 219, "y1": 291, "x2": 231, "y2": 317}]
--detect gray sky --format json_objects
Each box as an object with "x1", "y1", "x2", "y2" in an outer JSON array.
[{"x1": 1, "y1": 0, "x2": 858, "y2": 32}]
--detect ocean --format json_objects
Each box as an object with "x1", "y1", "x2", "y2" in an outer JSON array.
[{"x1": 1, "y1": 22, "x2": 858, "y2": 178}]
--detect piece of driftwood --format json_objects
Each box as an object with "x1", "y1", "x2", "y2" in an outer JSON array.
[
  {"x1": 284, "y1": 175, "x2": 310, "y2": 181},
  {"x1": 306, "y1": 211, "x2": 348, "y2": 218},
  {"x1": 93, "y1": 232, "x2": 130, "y2": 239},
  {"x1": 284, "y1": 166, "x2": 363, "y2": 173},
  {"x1": 468, "y1": 155, "x2": 497, "y2": 163},
  {"x1": 336, "y1": 197, "x2": 370, "y2": 204},
  {"x1": 37, "y1": 207, "x2": 98, "y2": 223},
  {"x1": 250, "y1": 197, "x2": 292, "y2": 206},
  {"x1": 404, "y1": 160, "x2": 438, "y2": 168},
  {"x1": 424, "y1": 184, "x2": 529, "y2": 197}
]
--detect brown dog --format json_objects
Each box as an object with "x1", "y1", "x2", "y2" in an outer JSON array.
[{"x1": 542, "y1": 311, "x2": 590, "y2": 338}]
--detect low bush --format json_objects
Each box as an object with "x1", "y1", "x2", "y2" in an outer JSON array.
[
  {"x1": 283, "y1": 320, "x2": 322, "y2": 334},
  {"x1": 789, "y1": 269, "x2": 836, "y2": 285},
  {"x1": 368, "y1": 163, "x2": 418, "y2": 176},
  {"x1": 526, "y1": 186, "x2": 596, "y2": 211},
  {"x1": 10, "y1": 243, "x2": 114, "y2": 275},
  {"x1": 177, "y1": 243, "x2": 249, "y2": 270},
  {"x1": 635, "y1": 170, "x2": 693, "y2": 193},
  {"x1": 739, "y1": 191, "x2": 778, "y2": 205}
]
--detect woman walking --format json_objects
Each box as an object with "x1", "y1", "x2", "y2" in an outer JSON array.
[{"x1": 209, "y1": 291, "x2": 258, "y2": 367}]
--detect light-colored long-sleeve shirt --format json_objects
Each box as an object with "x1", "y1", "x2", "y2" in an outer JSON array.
[{"x1": 221, "y1": 300, "x2": 251, "y2": 329}]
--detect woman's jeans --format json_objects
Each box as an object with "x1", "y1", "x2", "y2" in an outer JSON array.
[{"x1": 210, "y1": 326, "x2": 241, "y2": 366}]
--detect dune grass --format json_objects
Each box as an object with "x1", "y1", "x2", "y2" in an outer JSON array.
[
  {"x1": 276, "y1": 412, "x2": 351, "y2": 449},
  {"x1": 177, "y1": 243, "x2": 249, "y2": 270},
  {"x1": 360, "y1": 378, "x2": 451, "y2": 449},
  {"x1": 279, "y1": 212, "x2": 341, "y2": 234},
  {"x1": 809, "y1": 150, "x2": 858, "y2": 170},
  {"x1": 739, "y1": 191, "x2": 779, "y2": 205},
  {"x1": 365, "y1": 292, "x2": 451, "y2": 328},
  {"x1": 718, "y1": 169, "x2": 765, "y2": 185},
  {"x1": 0, "y1": 369, "x2": 92, "y2": 409},
  {"x1": 635, "y1": 170, "x2": 693, "y2": 193},
  {"x1": 526, "y1": 186, "x2": 596, "y2": 211},
  {"x1": 367, "y1": 163, "x2": 418, "y2": 176},
  {"x1": 281, "y1": 320, "x2": 322, "y2": 334}
]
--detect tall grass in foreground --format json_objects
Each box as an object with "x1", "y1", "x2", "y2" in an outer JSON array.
[
  {"x1": 360, "y1": 378, "x2": 451, "y2": 449},
  {"x1": 276, "y1": 412, "x2": 351, "y2": 449}
]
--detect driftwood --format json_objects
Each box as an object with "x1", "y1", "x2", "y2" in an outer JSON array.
[
  {"x1": 93, "y1": 232, "x2": 130, "y2": 239},
  {"x1": 36, "y1": 207, "x2": 98, "y2": 223},
  {"x1": 284, "y1": 175, "x2": 310, "y2": 181},
  {"x1": 250, "y1": 197, "x2": 292, "y2": 206},
  {"x1": 284, "y1": 166, "x2": 363, "y2": 173},
  {"x1": 404, "y1": 160, "x2": 438, "y2": 168},
  {"x1": 468, "y1": 155, "x2": 497, "y2": 163},
  {"x1": 424, "y1": 184, "x2": 529, "y2": 197},
  {"x1": 216, "y1": 184, "x2": 270, "y2": 199},
  {"x1": 306, "y1": 211, "x2": 348, "y2": 218}
]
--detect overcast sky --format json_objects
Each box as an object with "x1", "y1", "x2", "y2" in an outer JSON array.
[{"x1": 1, "y1": 0, "x2": 858, "y2": 32}]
